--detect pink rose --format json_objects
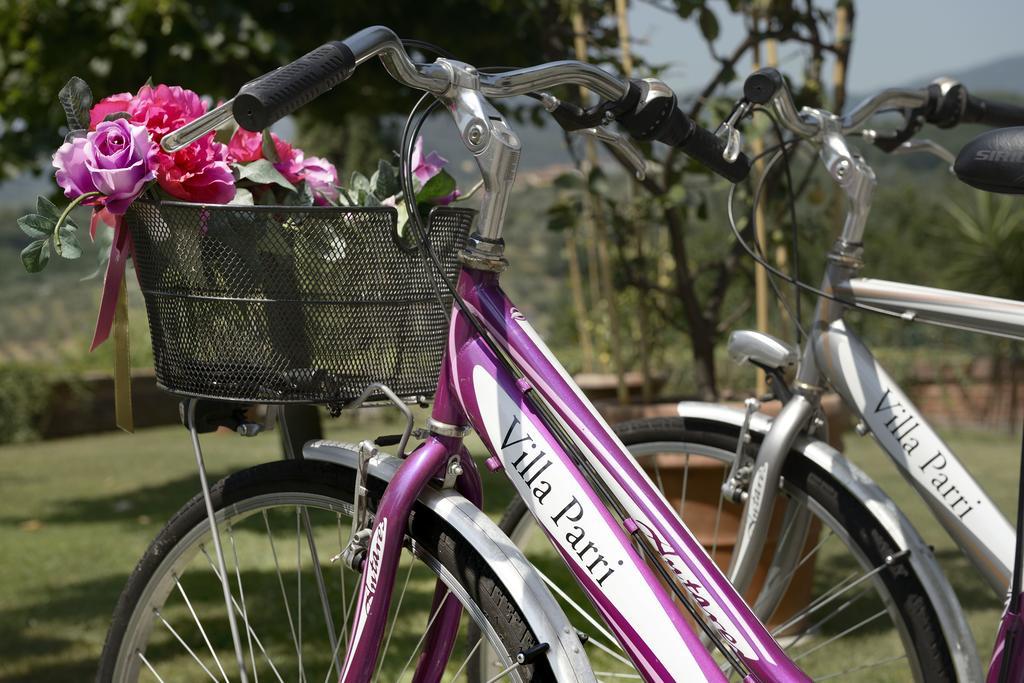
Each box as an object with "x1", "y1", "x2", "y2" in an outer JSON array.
[
  {"x1": 227, "y1": 129, "x2": 306, "y2": 185},
  {"x1": 299, "y1": 155, "x2": 339, "y2": 205},
  {"x1": 156, "y1": 134, "x2": 235, "y2": 204},
  {"x1": 52, "y1": 119, "x2": 158, "y2": 214},
  {"x1": 88, "y1": 92, "x2": 133, "y2": 130},
  {"x1": 411, "y1": 135, "x2": 447, "y2": 184},
  {"x1": 226, "y1": 128, "x2": 263, "y2": 163},
  {"x1": 271, "y1": 136, "x2": 304, "y2": 185},
  {"x1": 129, "y1": 84, "x2": 206, "y2": 142}
]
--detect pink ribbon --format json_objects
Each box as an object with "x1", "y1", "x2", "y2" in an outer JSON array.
[{"x1": 90, "y1": 210, "x2": 135, "y2": 351}]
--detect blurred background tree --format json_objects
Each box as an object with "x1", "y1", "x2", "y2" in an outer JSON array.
[
  {"x1": 0, "y1": 0, "x2": 622, "y2": 180},
  {"x1": 2, "y1": 0, "x2": 1021, "y2": 433}
]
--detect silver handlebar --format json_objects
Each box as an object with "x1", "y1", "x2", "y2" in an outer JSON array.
[
  {"x1": 162, "y1": 25, "x2": 630, "y2": 154},
  {"x1": 766, "y1": 75, "x2": 930, "y2": 138}
]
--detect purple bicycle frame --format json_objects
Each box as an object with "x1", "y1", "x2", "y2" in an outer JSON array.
[{"x1": 338, "y1": 267, "x2": 813, "y2": 682}]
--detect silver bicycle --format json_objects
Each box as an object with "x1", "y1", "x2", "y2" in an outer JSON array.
[{"x1": 490, "y1": 68, "x2": 1024, "y2": 681}]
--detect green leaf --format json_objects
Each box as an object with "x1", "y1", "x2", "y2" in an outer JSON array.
[
  {"x1": 102, "y1": 111, "x2": 131, "y2": 124},
  {"x1": 235, "y1": 159, "x2": 295, "y2": 191},
  {"x1": 553, "y1": 172, "x2": 584, "y2": 190},
  {"x1": 546, "y1": 202, "x2": 577, "y2": 232},
  {"x1": 55, "y1": 222, "x2": 82, "y2": 259},
  {"x1": 253, "y1": 187, "x2": 278, "y2": 205},
  {"x1": 21, "y1": 239, "x2": 51, "y2": 272},
  {"x1": 282, "y1": 182, "x2": 315, "y2": 206},
  {"x1": 228, "y1": 188, "x2": 254, "y2": 205},
  {"x1": 370, "y1": 160, "x2": 400, "y2": 199},
  {"x1": 699, "y1": 7, "x2": 720, "y2": 42},
  {"x1": 261, "y1": 130, "x2": 279, "y2": 163},
  {"x1": 350, "y1": 171, "x2": 371, "y2": 197},
  {"x1": 58, "y1": 76, "x2": 93, "y2": 131},
  {"x1": 587, "y1": 167, "x2": 610, "y2": 195},
  {"x1": 214, "y1": 123, "x2": 236, "y2": 146},
  {"x1": 17, "y1": 213, "x2": 54, "y2": 239},
  {"x1": 36, "y1": 196, "x2": 60, "y2": 222},
  {"x1": 416, "y1": 170, "x2": 456, "y2": 205}
]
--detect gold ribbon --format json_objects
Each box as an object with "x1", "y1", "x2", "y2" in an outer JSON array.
[{"x1": 113, "y1": 275, "x2": 134, "y2": 433}]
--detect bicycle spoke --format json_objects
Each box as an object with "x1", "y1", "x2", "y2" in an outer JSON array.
[
  {"x1": 814, "y1": 652, "x2": 908, "y2": 680},
  {"x1": 447, "y1": 634, "x2": 484, "y2": 682},
  {"x1": 154, "y1": 608, "x2": 221, "y2": 683},
  {"x1": 137, "y1": 650, "x2": 168, "y2": 683},
  {"x1": 536, "y1": 568, "x2": 622, "y2": 652},
  {"x1": 173, "y1": 572, "x2": 229, "y2": 682},
  {"x1": 396, "y1": 590, "x2": 452, "y2": 682},
  {"x1": 678, "y1": 453, "x2": 690, "y2": 519},
  {"x1": 337, "y1": 513, "x2": 351, "y2": 648},
  {"x1": 262, "y1": 510, "x2": 303, "y2": 674},
  {"x1": 783, "y1": 583, "x2": 874, "y2": 651},
  {"x1": 295, "y1": 508, "x2": 304, "y2": 683},
  {"x1": 300, "y1": 507, "x2": 342, "y2": 677},
  {"x1": 771, "y1": 549, "x2": 897, "y2": 638},
  {"x1": 227, "y1": 524, "x2": 259, "y2": 683},
  {"x1": 592, "y1": 673, "x2": 642, "y2": 679},
  {"x1": 198, "y1": 547, "x2": 287, "y2": 683},
  {"x1": 583, "y1": 634, "x2": 636, "y2": 669},
  {"x1": 709, "y1": 465, "x2": 729, "y2": 561},
  {"x1": 376, "y1": 557, "x2": 415, "y2": 681},
  {"x1": 790, "y1": 607, "x2": 889, "y2": 662}
]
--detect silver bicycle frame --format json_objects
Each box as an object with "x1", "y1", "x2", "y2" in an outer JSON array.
[{"x1": 719, "y1": 106, "x2": 1016, "y2": 599}]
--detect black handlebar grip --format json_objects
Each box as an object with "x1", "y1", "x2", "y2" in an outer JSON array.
[
  {"x1": 233, "y1": 41, "x2": 356, "y2": 131},
  {"x1": 677, "y1": 122, "x2": 751, "y2": 183},
  {"x1": 963, "y1": 94, "x2": 1024, "y2": 128},
  {"x1": 744, "y1": 68, "x2": 784, "y2": 105}
]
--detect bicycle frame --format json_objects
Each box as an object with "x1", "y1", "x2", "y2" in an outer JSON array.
[{"x1": 337, "y1": 266, "x2": 812, "y2": 682}]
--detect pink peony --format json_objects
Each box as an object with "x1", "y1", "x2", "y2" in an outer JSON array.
[
  {"x1": 156, "y1": 134, "x2": 235, "y2": 204},
  {"x1": 411, "y1": 135, "x2": 448, "y2": 184},
  {"x1": 226, "y1": 128, "x2": 263, "y2": 164},
  {"x1": 271, "y1": 136, "x2": 304, "y2": 185},
  {"x1": 88, "y1": 92, "x2": 133, "y2": 130},
  {"x1": 129, "y1": 84, "x2": 206, "y2": 142},
  {"x1": 299, "y1": 155, "x2": 339, "y2": 205},
  {"x1": 53, "y1": 119, "x2": 158, "y2": 214}
]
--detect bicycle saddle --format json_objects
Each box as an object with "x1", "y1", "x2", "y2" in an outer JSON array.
[{"x1": 954, "y1": 126, "x2": 1024, "y2": 194}]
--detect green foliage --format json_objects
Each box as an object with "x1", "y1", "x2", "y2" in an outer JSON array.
[
  {"x1": 0, "y1": 364, "x2": 55, "y2": 444},
  {"x1": 235, "y1": 158, "x2": 295, "y2": 191},
  {"x1": 17, "y1": 193, "x2": 91, "y2": 272},
  {"x1": 0, "y1": 0, "x2": 612, "y2": 181},
  {"x1": 942, "y1": 191, "x2": 1024, "y2": 301}
]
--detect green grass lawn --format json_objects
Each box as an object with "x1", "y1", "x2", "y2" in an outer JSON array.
[{"x1": 0, "y1": 410, "x2": 1015, "y2": 681}]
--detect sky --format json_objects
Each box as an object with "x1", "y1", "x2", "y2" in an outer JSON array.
[{"x1": 630, "y1": 0, "x2": 1024, "y2": 97}]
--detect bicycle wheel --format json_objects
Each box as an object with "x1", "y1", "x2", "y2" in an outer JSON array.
[
  {"x1": 98, "y1": 458, "x2": 554, "y2": 682},
  {"x1": 475, "y1": 416, "x2": 959, "y2": 682}
]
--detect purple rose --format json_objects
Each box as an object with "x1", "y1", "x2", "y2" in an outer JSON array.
[
  {"x1": 52, "y1": 119, "x2": 157, "y2": 214},
  {"x1": 299, "y1": 155, "x2": 339, "y2": 205},
  {"x1": 411, "y1": 135, "x2": 447, "y2": 184}
]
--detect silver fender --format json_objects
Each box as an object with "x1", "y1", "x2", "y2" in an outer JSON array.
[
  {"x1": 303, "y1": 440, "x2": 597, "y2": 683},
  {"x1": 676, "y1": 402, "x2": 983, "y2": 683}
]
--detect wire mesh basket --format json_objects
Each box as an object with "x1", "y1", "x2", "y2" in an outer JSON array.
[{"x1": 126, "y1": 199, "x2": 474, "y2": 406}]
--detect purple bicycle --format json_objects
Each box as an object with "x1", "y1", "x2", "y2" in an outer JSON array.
[{"x1": 97, "y1": 25, "x2": 1024, "y2": 683}]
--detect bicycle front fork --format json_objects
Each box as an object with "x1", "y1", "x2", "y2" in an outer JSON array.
[{"x1": 338, "y1": 435, "x2": 479, "y2": 683}]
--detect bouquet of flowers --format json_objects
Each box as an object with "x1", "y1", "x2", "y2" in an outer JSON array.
[
  {"x1": 18, "y1": 78, "x2": 459, "y2": 340},
  {"x1": 16, "y1": 77, "x2": 460, "y2": 429}
]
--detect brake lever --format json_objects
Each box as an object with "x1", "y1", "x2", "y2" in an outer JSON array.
[
  {"x1": 864, "y1": 129, "x2": 955, "y2": 173},
  {"x1": 574, "y1": 127, "x2": 647, "y2": 181}
]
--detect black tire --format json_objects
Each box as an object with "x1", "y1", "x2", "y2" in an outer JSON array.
[
  {"x1": 97, "y1": 458, "x2": 554, "y2": 682},
  {"x1": 494, "y1": 417, "x2": 958, "y2": 682}
]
